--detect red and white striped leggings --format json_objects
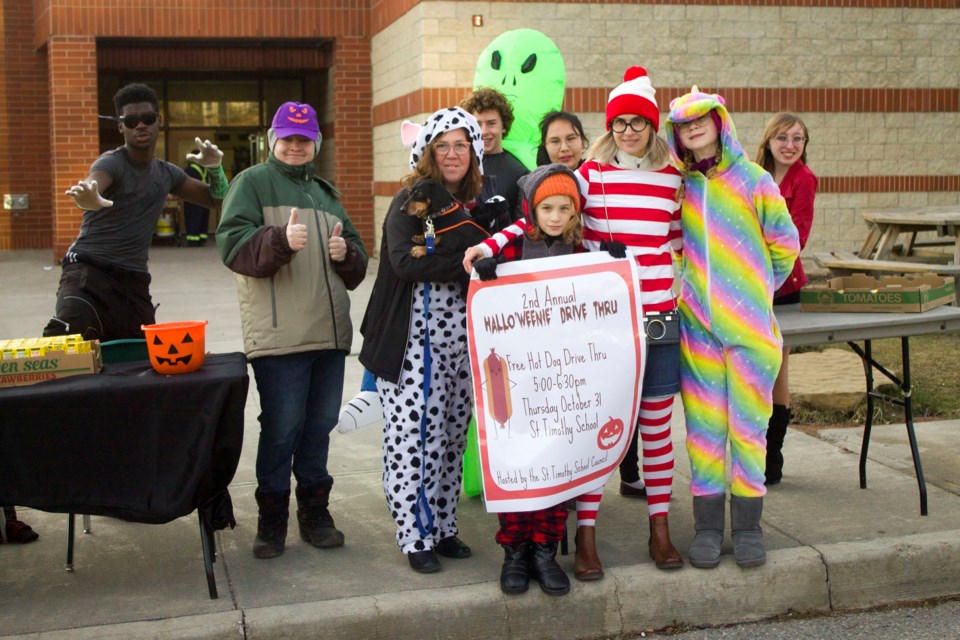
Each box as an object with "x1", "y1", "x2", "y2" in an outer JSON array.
[{"x1": 576, "y1": 395, "x2": 675, "y2": 525}]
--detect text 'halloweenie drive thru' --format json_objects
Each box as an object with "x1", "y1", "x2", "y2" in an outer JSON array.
[{"x1": 467, "y1": 252, "x2": 646, "y2": 512}]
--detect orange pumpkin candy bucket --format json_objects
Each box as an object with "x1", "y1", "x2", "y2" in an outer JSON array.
[{"x1": 141, "y1": 320, "x2": 208, "y2": 374}]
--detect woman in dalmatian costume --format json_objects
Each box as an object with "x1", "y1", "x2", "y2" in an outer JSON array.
[{"x1": 359, "y1": 107, "x2": 487, "y2": 574}]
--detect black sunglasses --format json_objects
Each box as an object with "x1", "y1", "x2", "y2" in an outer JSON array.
[{"x1": 99, "y1": 112, "x2": 160, "y2": 128}]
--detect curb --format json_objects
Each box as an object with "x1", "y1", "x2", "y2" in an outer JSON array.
[{"x1": 18, "y1": 531, "x2": 959, "y2": 640}]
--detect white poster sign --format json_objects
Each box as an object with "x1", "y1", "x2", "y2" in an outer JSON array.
[{"x1": 466, "y1": 252, "x2": 646, "y2": 512}]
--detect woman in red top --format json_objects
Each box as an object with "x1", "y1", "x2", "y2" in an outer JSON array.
[{"x1": 755, "y1": 112, "x2": 818, "y2": 486}]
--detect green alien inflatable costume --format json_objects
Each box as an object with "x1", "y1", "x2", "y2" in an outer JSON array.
[
  {"x1": 463, "y1": 30, "x2": 566, "y2": 498},
  {"x1": 472, "y1": 28, "x2": 566, "y2": 170}
]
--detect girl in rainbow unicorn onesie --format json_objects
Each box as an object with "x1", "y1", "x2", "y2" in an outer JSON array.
[{"x1": 664, "y1": 87, "x2": 800, "y2": 569}]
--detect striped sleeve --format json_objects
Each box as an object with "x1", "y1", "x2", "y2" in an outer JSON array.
[{"x1": 479, "y1": 218, "x2": 528, "y2": 258}]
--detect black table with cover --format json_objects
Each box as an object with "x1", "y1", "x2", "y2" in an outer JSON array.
[{"x1": 0, "y1": 351, "x2": 248, "y2": 598}]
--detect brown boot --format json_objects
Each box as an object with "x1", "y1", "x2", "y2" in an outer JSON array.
[
  {"x1": 648, "y1": 515, "x2": 683, "y2": 570},
  {"x1": 574, "y1": 525, "x2": 604, "y2": 581}
]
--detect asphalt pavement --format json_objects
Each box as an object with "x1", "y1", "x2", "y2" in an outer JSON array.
[{"x1": 1, "y1": 246, "x2": 959, "y2": 640}]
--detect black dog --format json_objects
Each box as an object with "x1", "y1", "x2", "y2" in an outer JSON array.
[{"x1": 405, "y1": 179, "x2": 490, "y2": 258}]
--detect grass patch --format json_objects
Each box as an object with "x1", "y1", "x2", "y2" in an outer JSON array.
[{"x1": 792, "y1": 330, "x2": 960, "y2": 429}]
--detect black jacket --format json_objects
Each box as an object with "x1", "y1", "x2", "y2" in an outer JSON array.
[{"x1": 358, "y1": 190, "x2": 470, "y2": 383}]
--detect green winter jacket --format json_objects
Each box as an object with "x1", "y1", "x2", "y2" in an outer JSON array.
[{"x1": 216, "y1": 155, "x2": 367, "y2": 360}]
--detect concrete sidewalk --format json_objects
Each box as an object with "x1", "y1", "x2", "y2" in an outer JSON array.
[{"x1": 1, "y1": 246, "x2": 959, "y2": 640}]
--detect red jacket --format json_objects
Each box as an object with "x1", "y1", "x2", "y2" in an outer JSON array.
[{"x1": 775, "y1": 160, "x2": 817, "y2": 298}]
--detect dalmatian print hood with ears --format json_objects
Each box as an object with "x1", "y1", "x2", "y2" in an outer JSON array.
[{"x1": 400, "y1": 107, "x2": 484, "y2": 174}]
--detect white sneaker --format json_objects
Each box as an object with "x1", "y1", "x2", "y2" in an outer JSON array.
[{"x1": 336, "y1": 390, "x2": 383, "y2": 433}]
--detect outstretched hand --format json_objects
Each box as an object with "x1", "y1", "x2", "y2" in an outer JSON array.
[
  {"x1": 185, "y1": 136, "x2": 223, "y2": 168},
  {"x1": 328, "y1": 222, "x2": 347, "y2": 262},
  {"x1": 65, "y1": 180, "x2": 113, "y2": 211},
  {"x1": 286, "y1": 208, "x2": 307, "y2": 252}
]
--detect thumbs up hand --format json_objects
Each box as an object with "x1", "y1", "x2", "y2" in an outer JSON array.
[
  {"x1": 286, "y1": 208, "x2": 307, "y2": 252},
  {"x1": 328, "y1": 221, "x2": 347, "y2": 262}
]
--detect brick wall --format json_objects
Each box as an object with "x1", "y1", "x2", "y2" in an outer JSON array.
[
  {"x1": 0, "y1": 0, "x2": 51, "y2": 250},
  {"x1": 2, "y1": 0, "x2": 377, "y2": 258},
  {"x1": 48, "y1": 37, "x2": 98, "y2": 259},
  {"x1": 4, "y1": 0, "x2": 958, "y2": 261},
  {"x1": 332, "y1": 36, "x2": 375, "y2": 249},
  {"x1": 368, "y1": 0, "x2": 960, "y2": 259}
]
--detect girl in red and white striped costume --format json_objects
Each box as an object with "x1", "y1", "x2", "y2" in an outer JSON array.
[{"x1": 464, "y1": 66, "x2": 684, "y2": 577}]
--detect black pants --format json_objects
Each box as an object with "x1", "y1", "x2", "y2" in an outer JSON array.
[{"x1": 43, "y1": 260, "x2": 154, "y2": 341}]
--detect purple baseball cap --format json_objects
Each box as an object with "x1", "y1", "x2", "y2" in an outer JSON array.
[{"x1": 271, "y1": 102, "x2": 320, "y2": 141}]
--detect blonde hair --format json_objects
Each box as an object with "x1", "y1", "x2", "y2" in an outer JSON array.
[
  {"x1": 587, "y1": 126, "x2": 671, "y2": 168},
  {"x1": 400, "y1": 136, "x2": 483, "y2": 203},
  {"x1": 755, "y1": 112, "x2": 809, "y2": 174}
]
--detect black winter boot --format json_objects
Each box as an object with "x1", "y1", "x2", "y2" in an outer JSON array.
[
  {"x1": 296, "y1": 485, "x2": 345, "y2": 548},
  {"x1": 530, "y1": 541, "x2": 570, "y2": 596},
  {"x1": 253, "y1": 490, "x2": 289, "y2": 559},
  {"x1": 499, "y1": 542, "x2": 531, "y2": 594},
  {"x1": 765, "y1": 404, "x2": 792, "y2": 486}
]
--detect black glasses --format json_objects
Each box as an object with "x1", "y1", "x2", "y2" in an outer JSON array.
[
  {"x1": 610, "y1": 117, "x2": 649, "y2": 134},
  {"x1": 100, "y1": 113, "x2": 161, "y2": 128}
]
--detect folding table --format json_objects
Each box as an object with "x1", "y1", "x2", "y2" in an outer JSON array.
[{"x1": 775, "y1": 304, "x2": 960, "y2": 515}]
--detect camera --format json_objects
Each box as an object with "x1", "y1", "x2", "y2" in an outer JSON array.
[{"x1": 643, "y1": 311, "x2": 680, "y2": 344}]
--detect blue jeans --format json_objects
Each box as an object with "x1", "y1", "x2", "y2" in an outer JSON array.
[{"x1": 251, "y1": 349, "x2": 346, "y2": 495}]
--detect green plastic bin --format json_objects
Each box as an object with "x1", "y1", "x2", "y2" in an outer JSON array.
[{"x1": 100, "y1": 339, "x2": 149, "y2": 363}]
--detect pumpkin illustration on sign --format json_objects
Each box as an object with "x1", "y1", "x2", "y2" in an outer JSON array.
[
  {"x1": 141, "y1": 320, "x2": 208, "y2": 375},
  {"x1": 483, "y1": 347, "x2": 513, "y2": 438},
  {"x1": 597, "y1": 417, "x2": 624, "y2": 450}
]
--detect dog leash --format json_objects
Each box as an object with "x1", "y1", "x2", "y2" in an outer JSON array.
[{"x1": 414, "y1": 218, "x2": 437, "y2": 539}]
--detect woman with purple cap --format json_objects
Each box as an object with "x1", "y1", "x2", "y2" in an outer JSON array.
[
  {"x1": 359, "y1": 106, "x2": 488, "y2": 574},
  {"x1": 217, "y1": 101, "x2": 368, "y2": 560}
]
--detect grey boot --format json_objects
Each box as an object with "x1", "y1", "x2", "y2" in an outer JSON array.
[
  {"x1": 253, "y1": 490, "x2": 289, "y2": 559},
  {"x1": 296, "y1": 485, "x2": 345, "y2": 548},
  {"x1": 688, "y1": 494, "x2": 725, "y2": 569},
  {"x1": 730, "y1": 495, "x2": 765, "y2": 567}
]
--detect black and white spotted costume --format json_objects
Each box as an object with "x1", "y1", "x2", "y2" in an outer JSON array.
[
  {"x1": 359, "y1": 107, "x2": 484, "y2": 554},
  {"x1": 377, "y1": 283, "x2": 472, "y2": 552}
]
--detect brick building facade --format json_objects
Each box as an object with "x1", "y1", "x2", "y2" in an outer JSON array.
[{"x1": 1, "y1": 0, "x2": 957, "y2": 261}]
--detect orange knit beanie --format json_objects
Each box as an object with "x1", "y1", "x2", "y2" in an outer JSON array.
[{"x1": 533, "y1": 173, "x2": 580, "y2": 212}]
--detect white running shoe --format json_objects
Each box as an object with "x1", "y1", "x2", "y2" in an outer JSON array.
[{"x1": 336, "y1": 390, "x2": 383, "y2": 433}]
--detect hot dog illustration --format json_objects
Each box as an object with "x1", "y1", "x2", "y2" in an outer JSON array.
[{"x1": 484, "y1": 347, "x2": 512, "y2": 438}]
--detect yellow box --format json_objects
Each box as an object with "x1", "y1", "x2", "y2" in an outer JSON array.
[{"x1": 0, "y1": 339, "x2": 102, "y2": 388}]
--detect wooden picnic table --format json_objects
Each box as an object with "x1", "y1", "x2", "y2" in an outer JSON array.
[
  {"x1": 858, "y1": 205, "x2": 960, "y2": 265},
  {"x1": 814, "y1": 205, "x2": 960, "y2": 302}
]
